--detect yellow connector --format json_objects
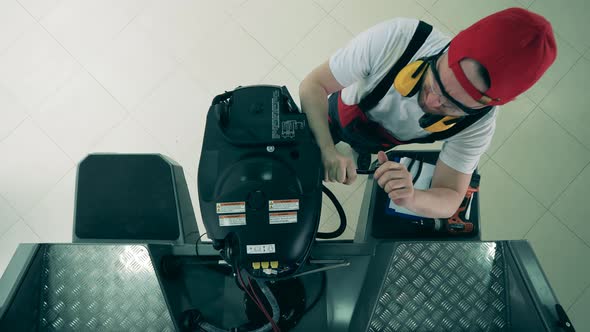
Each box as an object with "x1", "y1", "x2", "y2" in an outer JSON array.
[
  {"x1": 261, "y1": 261, "x2": 269, "y2": 269},
  {"x1": 252, "y1": 262, "x2": 261, "y2": 269},
  {"x1": 270, "y1": 261, "x2": 279, "y2": 268}
]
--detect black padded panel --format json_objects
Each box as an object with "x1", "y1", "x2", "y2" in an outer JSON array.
[{"x1": 75, "y1": 154, "x2": 180, "y2": 240}]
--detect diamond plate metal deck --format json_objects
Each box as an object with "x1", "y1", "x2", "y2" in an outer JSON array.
[
  {"x1": 38, "y1": 245, "x2": 174, "y2": 331},
  {"x1": 369, "y1": 242, "x2": 508, "y2": 332}
]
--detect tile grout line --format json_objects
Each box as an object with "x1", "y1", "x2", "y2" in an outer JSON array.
[
  {"x1": 521, "y1": 208, "x2": 548, "y2": 240},
  {"x1": 15, "y1": 3, "x2": 133, "y2": 116},
  {"x1": 567, "y1": 282, "x2": 590, "y2": 311},
  {"x1": 310, "y1": 0, "x2": 331, "y2": 16},
  {"x1": 278, "y1": 10, "x2": 356, "y2": 83},
  {"x1": 414, "y1": 0, "x2": 457, "y2": 36},
  {"x1": 113, "y1": 3, "x2": 152, "y2": 37},
  {"x1": 17, "y1": 0, "x2": 183, "y2": 120},
  {"x1": 16, "y1": 0, "x2": 184, "y2": 155},
  {"x1": 0, "y1": 114, "x2": 37, "y2": 236},
  {"x1": 222, "y1": 11, "x2": 282, "y2": 83},
  {"x1": 3, "y1": 105, "x2": 81, "y2": 225},
  {"x1": 319, "y1": 211, "x2": 337, "y2": 232},
  {"x1": 486, "y1": 96, "x2": 538, "y2": 157},
  {"x1": 537, "y1": 109, "x2": 590, "y2": 215},
  {"x1": 0, "y1": 112, "x2": 30, "y2": 145},
  {"x1": 488, "y1": 107, "x2": 590, "y2": 214},
  {"x1": 259, "y1": 62, "x2": 283, "y2": 82},
  {"x1": 0, "y1": 216, "x2": 40, "y2": 242},
  {"x1": 126, "y1": 59, "x2": 181, "y2": 113},
  {"x1": 0, "y1": 27, "x2": 29, "y2": 59},
  {"x1": 123, "y1": 112, "x2": 175, "y2": 158},
  {"x1": 488, "y1": 54, "x2": 590, "y2": 219},
  {"x1": 18, "y1": 163, "x2": 78, "y2": 230},
  {"x1": 323, "y1": 0, "x2": 357, "y2": 37},
  {"x1": 1, "y1": 0, "x2": 42, "y2": 58},
  {"x1": 80, "y1": 112, "x2": 132, "y2": 158},
  {"x1": 526, "y1": 0, "x2": 536, "y2": 9},
  {"x1": 545, "y1": 152, "x2": 590, "y2": 212},
  {"x1": 489, "y1": 101, "x2": 538, "y2": 161},
  {"x1": 529, "y1": 49, "x2": 590, "y2": 152},
  {"x1": 277, "y1": 11, "x2": 332, "y2": 68},
  {"x1": 539, "y1": 103, "x2": 590, "y2": 155},
  {"x1": 328, "y1": 12, "x2": 356, "y2": 37},
  {"x1": 0, "y1": 197, "x2": 24, "y2": 238},
  {"x1": 10, "y1": 3, "x2": 181, "y2": 240},
  {"x1": 545, "y1": 162, "x2": 590, "y2": 248},
  {"x1": 534, "y1": 48, "x2": 582, "y2": 100},
  {"x1": 422, "y1": 8, "x2": 455, "y2": 36},
  {"x1": 27, "y1": 116, "x2": 76, "y2": 164},
  {"x1": 553, "y1": 211, "x2": 590, "y2": 249},
  {"x1": 227, "y1": 0, "x2": 333, "y2": 81},
  {"x1": 483, "y1": 59, "x2": 590, "y2": 242},
  {"x1": 312, "y1": 0, "x2": 345, "y2": 15},
  {"x1": 485, "y1": 157, "x2": 549, "y2": 225},
  {"x1": 493, "y1": 156, "x2": 556, "y2": 209}
]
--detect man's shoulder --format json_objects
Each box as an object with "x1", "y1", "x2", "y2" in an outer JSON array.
[
  {"x1": 446, "y1": 108, "x2": 499, "y2": 143},
  {"x1": 365, "y1": 18, "x2": 451, "y2": 68},
  {"x1": 362, "y1": 18, "x2": 422, "y2": 48},
  {"x1": 368, "y1": 17, "x2": 421, "y2": 34}
]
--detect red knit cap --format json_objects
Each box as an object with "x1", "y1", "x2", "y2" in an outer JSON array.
[{"x1": 448, "y1": 8, "x2": 557, "y2": 106}]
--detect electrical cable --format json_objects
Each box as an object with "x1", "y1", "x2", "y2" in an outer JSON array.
[
  {"x1": 191, "y1": 232, "x2": 281, "y2": 332},
  {"x1": 355, "y1": 168, "x2": 375, "y2": 175},
  {"x1": 247, "y1": 276, "x2": 280, "y2": 332},
  {"x1": 230, "y1": 233, "x2": 280, "y2": 332},
  {"x1": 183, "y1": 230, "x2": 199, "y2": 242},
  {"x1": 237, "y1": 269, "x2": 280, "y2": 332},
  {"x1": 316, "y1": 185, "x2": 347, "y2": 239},
  {"x1": 410, "y1": 159, "x2": 424, "y2": 184},
  {"x1": 194, "y1": 232, "x2": 208, "y2": 257},
  {"x1": 407, "y1": 158, "x2": 416, "y2": 175}
]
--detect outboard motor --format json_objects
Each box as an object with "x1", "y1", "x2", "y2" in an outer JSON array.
[{"x1": 197, "y1": 85, "x2": 322, "y2": 279}]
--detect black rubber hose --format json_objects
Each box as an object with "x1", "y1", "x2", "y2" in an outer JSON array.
[{"x1": 316, "y1": 185, "x2": 347, "y2": 239}]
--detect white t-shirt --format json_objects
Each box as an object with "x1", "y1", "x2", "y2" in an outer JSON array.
[{"x1": 329, "y1": 18, "x2": 497, "y2": 174}]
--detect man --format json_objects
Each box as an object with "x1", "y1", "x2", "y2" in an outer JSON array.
[{"x1": 299, "y1": 8, "x2": 556, "y2": 218}]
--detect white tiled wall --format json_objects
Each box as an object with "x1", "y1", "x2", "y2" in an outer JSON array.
[{"x1": 0, "y1": 0, "x2": 589, "y2": 329}]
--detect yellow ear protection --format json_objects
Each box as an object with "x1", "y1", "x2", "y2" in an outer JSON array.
[
  {"x1": 393, "y1": 55, "x2": 462, "y2": 133},
  {"x1": 393, "y1": 59, "x2": 429, "y2": 98}
]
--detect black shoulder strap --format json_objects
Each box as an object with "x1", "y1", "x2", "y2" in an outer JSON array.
[
  {"x1": 409, "y1": 107, "x2": 495, "y2": 144},
  {"x1": 358, "y1": 21, "x2": 433, "y2": 111}
]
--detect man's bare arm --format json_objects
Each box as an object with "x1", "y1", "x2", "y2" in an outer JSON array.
[
  {"x1": 299, "y1": 61, "x2": 357, "y2": 184},
  {"x1": 375, "y1": 152, "x2": 470, "y2": 218}
]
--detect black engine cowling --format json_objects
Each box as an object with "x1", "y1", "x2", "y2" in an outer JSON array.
[{"x1": 197, "y1": 85, "x2": 322, "y2": 278}]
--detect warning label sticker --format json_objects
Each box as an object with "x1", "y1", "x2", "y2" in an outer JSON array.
[
  {"x1": 269, "y1": 211, "x2": 298, "y2": 224},
  {"x1": 246, "y1": 244, "x2": 276, "y2": 255},
  {"x1": 271, "y1": 90, "x2": 280, "y2": 139},
  {"x1": 268, "y1": 199, "x2": 299, "y2": 212},
  {"x1": 281, "y1": 120, "x2": 306, "y2": 139},
  {"x1": 216, "y1": 202, "x2": 246, "y2": 214},
  {"x1": 219, "y1": 214, "x2": 246, "y2": 227}
]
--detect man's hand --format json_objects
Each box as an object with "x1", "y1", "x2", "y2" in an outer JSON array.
[
  {"x1": 373, "y1": 151, "x2": 415, "y2": 206},
  {"x1": 322, "y1": 146, "x2": 357, "y2": 184}
]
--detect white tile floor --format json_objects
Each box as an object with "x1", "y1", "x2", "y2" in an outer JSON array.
[{"x1": 0, "y1": 0, "x2": 589, "y2": 329}]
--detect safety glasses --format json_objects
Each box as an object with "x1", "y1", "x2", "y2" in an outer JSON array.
[{"x1": 427, "y1": 46, "x2": 493, "y2": 116}]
